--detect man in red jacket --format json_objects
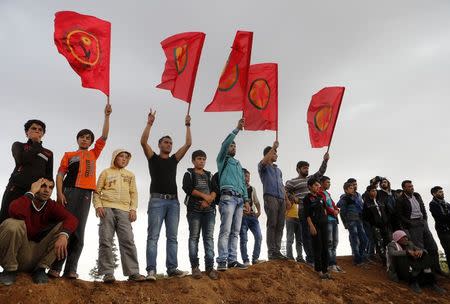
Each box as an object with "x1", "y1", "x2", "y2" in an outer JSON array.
[{"x1": 0, "y1": 178, "x2": 78, "y2": 285}]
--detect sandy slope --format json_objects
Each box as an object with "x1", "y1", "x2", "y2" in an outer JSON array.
[{"x1": 1, "y1": 257, "x2": 449, "y2": 304}]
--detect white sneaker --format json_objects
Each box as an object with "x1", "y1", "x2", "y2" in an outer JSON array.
[
  {"x1": 146, "y1": 270, "x2": 156, "y2": 281},
  {"x1": 243, "y1": 261, "x2": 251, "y2": 267}
]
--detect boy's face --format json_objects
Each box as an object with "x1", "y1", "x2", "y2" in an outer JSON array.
[
  {"x1": 309, "y1": 182, "x2": 321, "y2": 194},
  {"x1": 115, "y1": 152, "x2": 130, "y2": 168},
  {"x1": 245, "y1": 172, "x2": 250, "y2": 184},
  {"x1": 26, "y1": 123, "x2": 44, "y2": 142},
  {"x1": 321, "y1": 179, "x2": 331, "y2": 190},
  {"x1": 345, "y1": 185, "x2": 355, "y2": 195},
  {"x1": 77, "y1": 134, "x2": 93, "y2": 150},
  {"x1": 369, "y1": 189, "x2": 377, "y2": 199},
  {"x1": 192, "y1": 156, "x2": 206, "y2": 169}
]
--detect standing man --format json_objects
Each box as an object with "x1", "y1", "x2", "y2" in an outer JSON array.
[
  {"x1": 429, "y1": 186, "x2": 450, "y2": 271},
  {"x1": 0, "y1": 120, "x2": 53, "y2": 224},
  {"x1": 239, "y1": 169, "x2": 264, "y2": 266},
  {"x1": 285, "y1": 153, "x2": 329, "y2": 265},
  {"x1": 216, "y1": 118, "x2": 250, "y2": 271},
  {"x1": 396, "y1": 180, "x2": 441, "y2": 275},
  {"x1": 259, "y1": 141, "x2": 286, "y2": 260},
  {"x1": 141, "y1": 109, "x2": 191, "y2": 280},
  {"x1": 321, "y1": 176, "x2": 343, "y2": 272}
]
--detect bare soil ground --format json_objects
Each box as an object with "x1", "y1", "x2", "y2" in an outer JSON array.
[{"x1": 1, "y1": 257, "x2": 449, "y2": 304}]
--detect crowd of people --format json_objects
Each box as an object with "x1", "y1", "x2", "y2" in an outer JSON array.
[{"x1": 0, "y1": 106, "x2": 449, "y2": 295}]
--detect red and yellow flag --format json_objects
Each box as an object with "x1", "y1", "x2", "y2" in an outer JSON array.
[
  {"x1": 54, "y1": 11, "x2": 111, "y2": 96},
  {"x1": 204, "y1": 31, "x2": 253, "y2": 112},
  {"x1": 157, "y1": 32, "x2": 206, "y2": 103},
  {"x1": 307, "y1": 87, "x2": 345, "y2": 148},
  {"x1": 244, "y1": 63, "x2": 278, "y2": 131}
]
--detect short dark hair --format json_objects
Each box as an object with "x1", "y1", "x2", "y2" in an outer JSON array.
[
  {"x1": 347, "y1": 178, "x2": 357, "y2": 184},
  {"x1": 263, "y1": 146, "x2": 273, "y2": 156},
  {"x1": 158, "y1": 135, "x2": 172, "y2": 145},
  {"x1": 24, "y1": 119, "x2": 46, "y2": 134},
  {"x1": 401, "y1": 180, "x2": 412, "y2": 189},
  {"x1": 76, "y1": 129, "x2": 95, "y2": 143},
  {"x1": 242, "y1": 168, "x2": 250, "y2": 175},
  {"x1": 191, "y1": 150, "x2": 206, "y2": 161},
  {"x1": 431, "y1": 186, "x2": 443, "y2": 196},
  {"x1": 343, "y1": 182, "x2": 353, "y2": 191},
  {"x1": 320, "y1": 176, "x2": 330, "y2": 183},
  {"x1": 296, "y1": 161, "x2": 309, "y2": 169},
  {"x1": 307, "y1": 178, "x2": 319, "y2": 187},
  {"x1": 366, "y1": 185, "x2": 377, "y2": 192}
]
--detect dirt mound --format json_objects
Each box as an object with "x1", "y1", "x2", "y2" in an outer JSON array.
[{"x1": 1, "y1": 257, "x2": 449, "y2": 304}]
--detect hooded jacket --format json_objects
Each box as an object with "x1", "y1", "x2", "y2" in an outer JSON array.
[{"x1": 93, "y1": 149, "x2": 138, "y2": 211}]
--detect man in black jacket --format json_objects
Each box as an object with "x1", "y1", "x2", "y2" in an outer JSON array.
[
  {"x1": 363, "y1": 185, "x2": 390, "y2": 264},
  {"x1": 396, "y1": 180, "x2": 441, "y2": 274},
  {"x1": 0, "y1": 120, "x2": 53, "y2": 224},
  {"x1": 429, "y1": 186, "x2": 450, "y2": 270}
]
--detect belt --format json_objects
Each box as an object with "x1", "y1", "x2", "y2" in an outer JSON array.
[
  {"x1": 151, "y1": 193, "x2": 177, "y2": 200},
  {"x1": 221, "y1": 190, "x2": 242, "y2": 198}
]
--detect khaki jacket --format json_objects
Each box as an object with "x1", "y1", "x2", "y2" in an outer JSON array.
[{"x1": 93, "y1": 149, "x2": 138, "y2": 211}]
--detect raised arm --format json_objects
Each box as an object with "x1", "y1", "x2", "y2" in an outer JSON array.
[
  {"x1": 260, "y1": 141, "x2": 279, "y2": 165},
  {"x1": 217, "y1": 118, "x2": 244, "y2": 169},
  {"x1": 101, "y1": 104, "x2": 112, "y2": 140},
  {"x1": 311, "y1": 152, "x2": 330, "y2": 180},
  {"x1": 140, "y1": 109, "x2": 156, "y2": 160},
  {"x1": 174, "y1": 115, "x2": 192, "y2": 162}
]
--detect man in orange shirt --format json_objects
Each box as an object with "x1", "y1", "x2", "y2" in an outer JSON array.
[{"x1": 49, "y1": 104, "x2": 111, "y2": 279}]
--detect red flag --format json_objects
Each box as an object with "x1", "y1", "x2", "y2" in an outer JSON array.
[
  {"x1": 204, "y1": 31, "x2": 253, "y2": 112},
  {"x1": 244, "y1": 63, "x2": 278, "y2": 131},
  {"x1": 307, "y1": 87, "x2": 345, "y2": 148},
  {"x1": 156, "y1": 32, "x2": 206, "y2": 103},
  {"x1": 54, "y1": 11, "x2": 111, "y2": 96}
]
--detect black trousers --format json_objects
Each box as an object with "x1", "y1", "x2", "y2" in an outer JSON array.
[
  {"x1": 393, "y1": 253, "x2": 436, "y2": 286},
  {"x1": 0, "y1": 183, "x2": 27, "y2": 224},
  {"x1": 311, "y1": 221, "x2": 329, "y2": 273}
]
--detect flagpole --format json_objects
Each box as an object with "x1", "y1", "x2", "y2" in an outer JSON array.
[
  {"x1": 107, "y1": 96, "x2": 110, "y2": 105},
  {"x1": 187, "y1": 102, "x2": 191, "y2": 115}
]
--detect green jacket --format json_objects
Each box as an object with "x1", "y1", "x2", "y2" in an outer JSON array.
[{"x1": 216, "y1": 128, "x2": 248, "y2": 200}]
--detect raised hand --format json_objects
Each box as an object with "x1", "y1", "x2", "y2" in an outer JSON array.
[
  {"x1": 324, "y1": 152, "x2": 330, "y2": 161},
  {"x1": 147, "y1": 108, "x2": 156, "y2": 125},
  {"x1": 30, "y1": 178, "x2": 45, "y2": 195},
  {"x1": 237, "y1": 118, "x2": 245, "y2": 130},
  {"x1": 185, "y1": 114, "x2": 191, "y2": 126},
  {"x1": 105, "y1": 104, "x2": 112, "y2": 116}
]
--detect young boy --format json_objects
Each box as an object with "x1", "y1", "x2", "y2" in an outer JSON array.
[
  {"x1": 182, "y1": 150, "x2": 218, "y2": 280},
  {"x1": 93, "y1": 149, "x2": 145, "y2": 283},
  {"x1": 240, "y1": 168, "x2": 264, "y2": 266},
  {"x1": 49, "y1": 104, "x2": 111, "y2": 279},
  {"x1": 0, "y1": 119, "x2": 53, "y2": 224},
  {"x1": 337, "y1": 181, "x2": 368, "y2": 266},
  {"x1": 304, "y1": 178, "x2": 330, "y2": 280}
]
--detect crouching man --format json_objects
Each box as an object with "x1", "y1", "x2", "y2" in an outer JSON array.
[{"x1": 0, "y1": 178, "x2": 78, "y2": 285}]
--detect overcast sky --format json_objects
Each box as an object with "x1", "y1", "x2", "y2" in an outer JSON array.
[{"x1": 2, "y1": 0, "x2": 450, "y2": 280}]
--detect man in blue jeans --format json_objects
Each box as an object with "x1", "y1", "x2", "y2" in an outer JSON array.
[
  {"x1": 337, "y1": 182, "x2": 368, "y2": 266},
  {"x1": 140, "y1": 109, "x2": 192, "y2": 280},
  {"x1": 240, "y1": 169, "x2": 264, "y2": 266},
  {"x1": 216, "y1": 118, "x2": 250, "y2": 271},
  {"x1": 182, "y1": 150, "x2": 218, "y2": 280},
  {"x1": 259, "y1": 141, "x2": 287, "y2": 260}
]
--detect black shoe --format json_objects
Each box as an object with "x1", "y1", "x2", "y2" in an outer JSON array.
[
  {"x1": 272, "y1": 252, "x2": 288, "y2": 260},
  {"x1": 431, "y1": 284, "x2": 446, "y2": 295},
  {"x1": 32, "y1": 268, "x2": 48, "y2": 284},
  {"x1": 217, "y1": 262, "x2": 227, "y2": 271},
  {"x1": 167, "y1": 269, "x2": 189, "y2": 278},
  {"x1": 409, "y1": 282, "x2": 422, "y2": 294},
  {"x1": 0, "y1": 271, "x2": 17, "y2": 286},
  {"x1": 227, "y1": 261, "x2": 248, "y2": 270}
]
